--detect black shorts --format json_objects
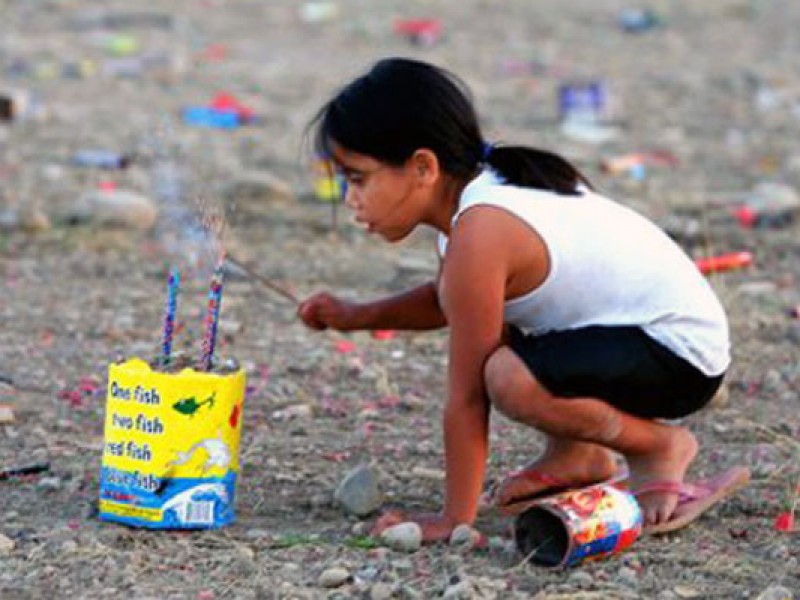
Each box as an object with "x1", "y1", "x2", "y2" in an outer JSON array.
[{"x1": 507, "y1": 325, "x2": 724, "y2": 419}]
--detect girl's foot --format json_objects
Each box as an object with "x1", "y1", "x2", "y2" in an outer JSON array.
[
  {"x1": 627, "y1": 426, "x2": 699, "y2": 528},
  {"x1": 493, "y1": 442, "x2": 619, "y2": 514}
]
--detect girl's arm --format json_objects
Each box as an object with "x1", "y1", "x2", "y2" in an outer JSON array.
[
  {"x1": 437, "y1": 208, "x2": 515, "y2": 525},
  {"x1": 298, "y1": 280, "x2": 447, "y2": 332}
]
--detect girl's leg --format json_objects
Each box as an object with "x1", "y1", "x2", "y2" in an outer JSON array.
[
  {"x1": 485, "y1": 346, "x2": 699, "y2": 527},
  {"x1": 494, "y1": 434, "x2": 619, "y2": 509}
]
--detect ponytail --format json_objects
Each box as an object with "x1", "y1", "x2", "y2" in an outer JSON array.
[{"x1": 483, "y1": 145, "x2": 593, "y2": 196}]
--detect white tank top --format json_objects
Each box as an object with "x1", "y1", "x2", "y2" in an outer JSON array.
[{"x1": 438, "y1": 170, "x2": 730, "y2": 376}]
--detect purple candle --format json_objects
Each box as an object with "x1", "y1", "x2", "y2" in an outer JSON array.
[{"x1": 161, "y1": 268, "x2": 180, "y2": 365}]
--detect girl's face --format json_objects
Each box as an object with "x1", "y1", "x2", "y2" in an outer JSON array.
[{"x1": 332, "y1": 145, "x2": 424, "y2": 243}]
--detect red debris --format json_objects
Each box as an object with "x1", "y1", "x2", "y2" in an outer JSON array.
[
  {"x1": 695, "y1": 251, "x2": 753, "y2": 275},
  {"x1": 334, "y1": 340, "x2": 357, "y2": 354},
  {"x1": 371, "y1": 329, "x2": 396, "y2": 341},
  {"x1": 774, "y1": 511, "x2": 795, "y2": 532}
]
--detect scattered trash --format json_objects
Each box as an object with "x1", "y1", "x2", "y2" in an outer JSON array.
[
  {"x1": 558, "y1": 81, "x2": 609, "y2": 123},
  {"x1": 394, "y1": 19, "x2": 442, "y2": 47},
  {"x1": 0, "y1": 89, "x2": 45, "y2": 123},
  {"x1": 733, "y1": 182, "x2": 799, "y2": 229},
  {"x1": 695, "y1": 251, "x2": 754, "y2": 275},
  {"x1": 98, "y1": 358, "x2": 246, "y2": 529},
  {"x1": 600, "y1": 151, "x2": 679, "y2": 179},
  {"x1": 371, "y1": 330, "x2": 396, "y2": 341},
  {"x1": 300, "y1": 2, "x2": 340, "y2": 24},
  {"x1": 618, "y1": 8, "x2": 662, "y2": 34},
  {"x1": 514, "y1": 484, "x2": 641, "y2": 568},
  {"x1": 335, "y1": 340, "x2": 357, "y2": 354},
  {"x1": 774, "y1": 511, "x2": 795, "y2": 533},
  {"x1": 755, "y1": 585, "x2": 794, "y2": 600},
  {"x1": 0, "y1": 533, "x2": 14, "y2": 554},
  {"x1": 0, "y1": 462, "x2": 50, "y2": 481},
  {"x1": 0, "y1": 404, "x2": 14, "y2": 424},
  {"x1": 72, "y1": 149, "x2": 132, "y2": 170},
  {"x1": 312, "y1": 155, "x2": 344, "y2": 202}
]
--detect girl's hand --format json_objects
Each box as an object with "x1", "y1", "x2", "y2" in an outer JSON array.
[
  {"x1": 297, "y1": 292, "x2": 364, "y2": 331},
  {"x1": 371, "y1": 510, "x2": 459, "y2": 544}
]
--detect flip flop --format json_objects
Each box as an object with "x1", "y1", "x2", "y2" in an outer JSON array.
[
  {"x1": 492, "y1": 468, "x2": 629, "y2": 517},
  {"x1": 634, "y1": 465, "x2": 751, "y2": 535}
]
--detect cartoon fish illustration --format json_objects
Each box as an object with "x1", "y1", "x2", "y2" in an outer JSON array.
[{"x1": 172, "y1": 391, "x2": 216, "y2": 417}]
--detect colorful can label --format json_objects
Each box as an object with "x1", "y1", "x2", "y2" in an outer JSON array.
[
  {"x1": 514, "y1": 483, "x2": 642, "y2": 568},
  {"x1": 98, "y1": 358, "x2": 246, "y2": 529}
]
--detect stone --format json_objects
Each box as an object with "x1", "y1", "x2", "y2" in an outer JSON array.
[
  {"x1": 756, "y1": 586, "x2": 793, "y2": 600},
  {"x1": 318, "y1": 566, "x2": 351, "y2": 588},
  {"x1": 68, "y1": 189, "x2": 158, "y2": 229},
  {"x1": 369, "y1": 582, "x2": 394, "y2": 600},
  {"x1": 443, "y1": 579, "x2": 474, "y2": 599},
  {"x1": 380, "y1": 522, "x2": 422, "y2": 553},
  {"x1": 448, "y1": 524, "x2": 481, "y2": 551},
  {"x1": 0, "y1": 533, "x2": 14, "y2": 554},
  {"x1": 567, "y1": 570, "x2": 594, "y2": 587},
  {"x1": 221, "y1": 169, "x2": 295, "y2": 207},
  {"x1": 616, "y1": 565, "x2": 639, "y2": 587},
  {"x1": 334, "y1": 463, "x2": 383, "y2": 517}
]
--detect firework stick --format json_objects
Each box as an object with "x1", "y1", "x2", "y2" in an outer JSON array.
[
  {"x1": 161, "y1": 268, "x2": 180, "y2": 364},
  {"x1": 225, "y1": 255, "x2": 299, "y2": 305},
  {"x1": 199, "y1": 263, "x2": 225, "y2": 371}
]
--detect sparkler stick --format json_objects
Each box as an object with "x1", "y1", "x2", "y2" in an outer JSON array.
[
  {"x1": 161, "y1": 268, "x2": 180, "y2": 365},
  {"x1": 199, "y1": 261, "x2": 225, "y2": 371},
  {"x1": 225, "y1": 254, "x2": 299, "y2": 305}
]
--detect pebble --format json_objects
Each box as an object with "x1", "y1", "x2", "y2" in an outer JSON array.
[
  {"x1": 379, "y1": 522, "x2": 422, "y2": 553},
  {"x1": 616, "y1": 565, "x2": 639, "y2": 587},
  {"x1": 37, "y1": 476, "x2": 62, "y2": 491},
  {"x1": 756, "y1": 586, "x2": 794, "y2": 600},
  {"x1": 369, "y1": 582, "x2": 394, "y2": 600},
  {"x1": 334, "y1": 463, "x2": 383, "y2": 517},
  {"x1": 567, "y1": 570, "x2": 594, "y2": 587},
  {"x1": 443, "y1": 579, "x2": 474, "y2": 599},
  {"x1": 317, "y1": 566, "x2": 351, "y2": 588},
  {"x1": 448, "y1": 524, "x2": 481, "y2": 551},
  {"x1": 0, "y1": 533, "x2": 14, "y2": 554},
  {"x1": 673, "y1": 585, "x2": 703, "y2": 598},
  {"x1": 68, "y1": 189, "x2": 158, "y2": 229},
  {"x1": 221, "y1": 169, "x2": 295, "y2": 206}
]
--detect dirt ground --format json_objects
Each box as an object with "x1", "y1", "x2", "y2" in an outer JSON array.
[{"x1": 1, "y1": 0, "x2": 798, "y2": 598}]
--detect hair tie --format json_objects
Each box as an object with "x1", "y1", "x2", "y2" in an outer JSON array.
[{"x1": 481, "y1": 141, "x2": 495, "y2": 162}]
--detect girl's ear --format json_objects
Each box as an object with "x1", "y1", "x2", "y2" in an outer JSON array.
[{"x1": 410, "y1": 148, "x2": 440, "y2": 186}]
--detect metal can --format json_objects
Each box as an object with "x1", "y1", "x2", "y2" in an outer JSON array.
[
  {"x1": 514, "y1": 483, "x2": 642, "y2": 568},
  {"x1": 558, "y1": 81, "x2": 608, "y2": 122}
]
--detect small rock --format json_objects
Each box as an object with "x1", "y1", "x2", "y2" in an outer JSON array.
[
  {"x1": 756, "y1": 585, "x2": 794, "y2": 600},
  {"x1": 673, "y1": 585, "x2": 703, "y2": 599},
  {"x1": 448, "y1": 524, "x2": 481, "y2": 551},
  {"x1": 380, "y1": 522, "x2": 422, "y2": 553},
  {"x1": 222, "y1": 169, "x2": 295, "y2": 207},
  {"x1": 369, "y1": 582, "x2": 394, "y2": 600},
  {"x1": 271, "y1": 403, "x2": 313, "y2": 420},
  {"x1": 392, "y1": 557, "x2": 414, "y2": 574},
  {"x1": 334, "y1": 464, "x2": 383, "y2": 517},
  {"x1": 68, "y1": 189, "x2": 158, "y2": 229},
  {"x1": 616, "y1": 565, "x2": 638, "y2": 587},
  {"x1": 567, "y1": 570, "x2": 594, "y2": 587},
  {"x1": 0, "y1": 533, "x2": 14, "y2": 554},
  {"x1": 397, "y1": 585, "x2": 422, "y2": 600},
  {"x1": 443, "y1": 579, "x2": 474, "y2": 599},
  {"x1": 318, "y1": 566, "x2": 351, "y2": 588},
  {"x1": 37, "y1": 476, "x2": 62, "y2": 491}
]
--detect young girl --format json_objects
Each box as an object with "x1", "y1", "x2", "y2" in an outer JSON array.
[{"x1": 298, "y1": 58, "x2": 748, "y2": 542}]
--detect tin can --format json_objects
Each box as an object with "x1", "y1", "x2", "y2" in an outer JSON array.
[
  {"x1": 514, "y1": 483, "x2": 642, "y2": 568},
  {"x1": 558, "y1": 81, "x2": 608, "y2": 122},
  {"x1": 98, "y1": 358, "x2": 246, "y2": 529},
  {"x1": 312, "y1": 155, "x2": 344, "y2": 202}
]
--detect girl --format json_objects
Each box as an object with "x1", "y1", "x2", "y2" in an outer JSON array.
[{"x1": 298, "y1": 58, "x2": 748, "y2": 542}]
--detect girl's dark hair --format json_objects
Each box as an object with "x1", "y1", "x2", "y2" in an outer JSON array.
[{"x1": 309, "y1": 58, "x2": 591, "y2": 195}]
